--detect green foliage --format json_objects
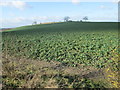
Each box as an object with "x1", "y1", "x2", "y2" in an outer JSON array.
[{"x1": 2, "y1": 22, "x2": 118, "y2": 68}]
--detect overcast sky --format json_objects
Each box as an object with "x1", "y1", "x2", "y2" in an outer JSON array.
[{"x1": 0, "y1": 0, "x2": 119, "y2": 28}]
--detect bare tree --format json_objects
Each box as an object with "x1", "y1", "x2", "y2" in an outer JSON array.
[
  {"x1": 83, "y1": 16, "x2": 88, "y2": 22},
  {"x1": 64, "y1": 16, "x2": 70, "y2": 22}
]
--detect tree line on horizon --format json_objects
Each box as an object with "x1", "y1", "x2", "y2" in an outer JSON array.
[{"x1": 32, "y1": 16, "x2": 88, "y2": 25}]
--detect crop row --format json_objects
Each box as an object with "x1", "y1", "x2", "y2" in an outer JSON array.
[{"x1": 2, "y1": 31, "x2": 118, "y2": 68}]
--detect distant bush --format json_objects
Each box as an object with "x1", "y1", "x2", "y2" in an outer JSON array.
[{"x1": 68, "y1": 20, "x2": 73, "y2": 22}]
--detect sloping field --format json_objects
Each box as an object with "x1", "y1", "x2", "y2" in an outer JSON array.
[
  {"x1": 2, "y1": 22, "x2": 119, "y2": 88},
  {"x1": 3, "y1": 22, "x2": 118, "y2": 32}
]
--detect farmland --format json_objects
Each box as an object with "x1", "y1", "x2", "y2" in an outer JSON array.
[{"x1": 2, "y1": 22, "x2": 119, "y2": 88}]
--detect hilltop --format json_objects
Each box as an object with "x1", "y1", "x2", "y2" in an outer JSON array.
[{"x1": 3, "y1": 22, "x2": 118, "y2": 32}]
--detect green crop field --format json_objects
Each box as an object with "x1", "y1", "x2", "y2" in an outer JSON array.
[{"x1": 2, "y1": 22, "x2": 119, "y2": 88}]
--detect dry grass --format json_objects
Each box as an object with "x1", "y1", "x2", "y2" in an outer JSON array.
[
  {"x1": 104, "y1": 49, "x2": 120, "y2": 88},
  {"x1": 2, "y1": 55, "x2": 109, "y2": 88},
  {"x1": 41, "y1": 22, "x2": 62, "y2": 25}
]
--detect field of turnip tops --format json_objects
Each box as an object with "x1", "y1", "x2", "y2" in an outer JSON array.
[{"x1": 2, "y1": 22, "x2": 119, "y2": 68}]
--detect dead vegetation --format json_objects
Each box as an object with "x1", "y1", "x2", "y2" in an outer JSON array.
[{"x1": 2, "y1": 55, "x2": 109, "y2": 88}]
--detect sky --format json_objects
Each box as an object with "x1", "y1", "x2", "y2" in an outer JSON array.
[{"x1": 0, "y1": 0, "x2": 119, "y2": 28}]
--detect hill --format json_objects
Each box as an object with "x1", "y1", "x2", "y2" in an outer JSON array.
[
  {"x1": 2, "y1": 22, "x2": 119, "y2": 88},
  {"x1": 3, "y1": 22, "x2": 118, "y2": 33}
]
